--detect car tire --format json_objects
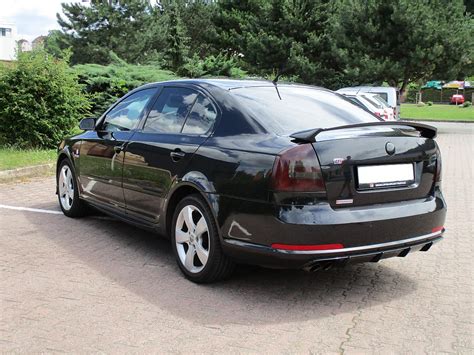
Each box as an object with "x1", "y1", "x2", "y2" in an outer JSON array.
[
  {"x1": 171, "y1": 194, "x2": 235, "y2": 283},
  {"x1": 57, "y1": 159, "x2": 88, "y2": 218}
]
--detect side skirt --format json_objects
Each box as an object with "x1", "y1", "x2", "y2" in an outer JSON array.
[{"x1": 82, "y1": 198, "x2": 165, "y2": 237}]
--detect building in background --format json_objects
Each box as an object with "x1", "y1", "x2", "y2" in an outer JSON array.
[
  {"x1": 18, "y1": 39, "x2": 32, "y2": 52},
  {"x1": 0, "y1": 20, "x2": 17, "y2": 61}
]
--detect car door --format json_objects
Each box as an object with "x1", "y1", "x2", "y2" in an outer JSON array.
[
  {"x1": 79, "y1": 88, "x2": 157, "y2": 210},
  {"x1": 122, "y1": 86, "x2": 219, "y2": 224}
]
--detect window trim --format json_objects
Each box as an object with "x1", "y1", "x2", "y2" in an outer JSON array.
[{"x1": 138, "y1": 84, "x2": 221, "y2": 137}]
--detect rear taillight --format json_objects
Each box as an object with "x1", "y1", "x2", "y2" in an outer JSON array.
[{"x1": 271, "y1": 144, "x2": 326, "y2": 192}]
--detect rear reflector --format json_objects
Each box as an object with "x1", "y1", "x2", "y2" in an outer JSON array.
[
  {"x1": 432, "y1": 226, "x2": 444, "y2": 233},
  {"x1": 271, "y1": 243, "x2": 344, "y2": 251}
]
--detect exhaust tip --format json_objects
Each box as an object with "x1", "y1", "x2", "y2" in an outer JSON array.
[
  {"x1": 420, "y1": 242, "x2": 433, "y2": 252},
  {"x1": 370, "y1": 253, "x2": 383, "y2": 263},
  {"x1": 398, "y1": 248, "x2": 411, "y2": 257}
]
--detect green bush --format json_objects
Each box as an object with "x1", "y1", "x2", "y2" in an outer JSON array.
[
  {"x1": 462, "y1": 101, "x2": 472, "y2": 107},
  {"x1": 0, "y1": 50, "x2": 90, "y2": 149},
  {"x1": 427, "y1": 101, "x2": 433, "y2": 106},
  {"x1": 180, "y1": 54, "x2": 246, "y2": 78},
  {"x1": 73, "y1": 58, "x2": 177, "y2": 117}
]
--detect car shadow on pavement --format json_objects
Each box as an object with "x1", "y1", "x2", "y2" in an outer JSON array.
[{"x1": 26, "y1": 210, "x2": 417, "y2": 326}]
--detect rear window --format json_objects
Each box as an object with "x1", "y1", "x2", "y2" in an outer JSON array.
[
  {"x1": 371, "y1": 95, "x2": 390, "y2": 108},
  {"x1": 361, "y1": 94, "x2": 383, "y2": 109},
  {"x1": 371, "y1": 92, "x2": 389, "y2": 102},
  {"x1": 231, "y1": 86, "x2": 380, "y2": 135}
]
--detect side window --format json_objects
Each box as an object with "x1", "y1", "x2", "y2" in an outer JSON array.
[
  {"x1": 182, "y1": 94, "x2": 218, "y2": 135},
  {"x1": 143, "y1": 87, "x2": 198, "y2": 133},
  {"x1": 102, "y1": 89, "x2": 156, "y2": 132}
]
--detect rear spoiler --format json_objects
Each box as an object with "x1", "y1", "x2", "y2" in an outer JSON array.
[{"x1": 290, "y1": 121, "x2": 437, "y2": 143}]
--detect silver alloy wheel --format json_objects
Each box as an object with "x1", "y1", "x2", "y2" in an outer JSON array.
[
  {"x1": 58, "y1": 165, "x2": 74, "y2": 211},
  {"x1": 175, "y1": 205, "x2": 210, "y2": 273}
]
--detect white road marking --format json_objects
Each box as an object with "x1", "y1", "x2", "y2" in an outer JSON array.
[
  {"x1": 0, "y1": 204, "x2": 63, "y2": 215},
  {"x1": 0, "y1": 203, "x2": 115, "y2": 221}
]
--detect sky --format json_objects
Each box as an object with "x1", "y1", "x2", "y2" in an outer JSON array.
[{"x1": 0, "y1": 0, "x2": 80, "y2": 42}]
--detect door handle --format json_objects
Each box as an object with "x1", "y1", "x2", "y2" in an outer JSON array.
[{"x1": 170, "y1": 149, "x2": 186, "y2": 162}]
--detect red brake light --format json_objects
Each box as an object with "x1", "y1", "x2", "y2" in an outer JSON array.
[{"x1": 271, "y1": 144, "x2": 326, "y2": 192}]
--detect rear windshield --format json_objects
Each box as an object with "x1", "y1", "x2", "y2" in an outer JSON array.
[
  {"x1": 361, "y1": 94, "x2": 383, "y2": 109},
  {"x1": 371, "y1": 95, "x2": 390, "y2": 108},
  {"x1": 371, "y1": 92, "x2": 389, "y2": 102},
  {"x1": 231, "y1": 86, "x2": 380, "y2": 135}
]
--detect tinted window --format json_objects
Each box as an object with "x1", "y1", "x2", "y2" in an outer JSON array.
[
  {"x1": 143, "y1": 87, "x2": 198, "y2": 133},
  {"x1": 182, "y1": 94, "x2": 217, "y2": 135},
  {"x1": 102, "y1": 89, "x2": 155, "y2": 132},
  {"x1": 232, "y1": 87, "x2": 380, "y2": 135}
]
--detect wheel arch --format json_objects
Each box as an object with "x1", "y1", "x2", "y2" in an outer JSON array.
[
  {"x1": 164, "y1": 180, "x2": 220, "y2": 240},
  {"x1": 56, "y1": 146, "x2": 75, "y2": 171}
]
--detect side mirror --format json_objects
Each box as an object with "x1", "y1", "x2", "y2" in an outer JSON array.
[{"x1": 79, "y1": 117, "x2": 96, "y2": 131}]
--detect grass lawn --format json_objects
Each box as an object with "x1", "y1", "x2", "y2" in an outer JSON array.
[
  {"x1": 401, "y1": 104, "x2": 474, "y2": 121},
  {"x1": 0, "y1": 148, "x2": 57, "y2": 171}
]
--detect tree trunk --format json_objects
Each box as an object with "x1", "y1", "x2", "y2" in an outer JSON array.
[{"x1": 399, "y1": 80, "x2": 410, "y2": 103}]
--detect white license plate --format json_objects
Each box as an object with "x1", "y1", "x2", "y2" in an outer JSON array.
[{"x1": 357, "y1": 163, "x2": 414, "y2": 189}]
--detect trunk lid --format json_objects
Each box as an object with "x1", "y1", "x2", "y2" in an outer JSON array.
[{"x1": 291, "y1": 123, "x2": 439, "y2": 208}]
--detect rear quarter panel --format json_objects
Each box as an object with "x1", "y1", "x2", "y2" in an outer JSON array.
[{"x1": 184, "y1": 134, "x2": 291, "y2": 240}]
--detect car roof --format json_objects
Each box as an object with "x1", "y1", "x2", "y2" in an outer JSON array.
[
  {"x1": 340, "y1": 92, "x2": 375, "y2": 98},
  {"x1": 342, "y1": 86, "x2": 396, "y2": 91},
  {"x1": 138, "y1": 78, "x2": 327, "y2": 91}
]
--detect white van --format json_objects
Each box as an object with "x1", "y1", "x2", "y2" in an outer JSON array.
[{"x1": 337, "y1": 86, "x2": 400, "y2": 120}]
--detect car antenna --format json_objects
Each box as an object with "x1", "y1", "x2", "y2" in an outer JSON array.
[{"x1": 272, "y1": 68, "x2": 284, "y2": 100}]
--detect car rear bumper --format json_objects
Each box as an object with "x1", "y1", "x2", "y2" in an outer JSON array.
[
  {"x1": 222, "y1": 231, "x2": 443, "y2": 269},
  {"x1": 218, "y1": 189, "x2": 446, "y2": 268}
]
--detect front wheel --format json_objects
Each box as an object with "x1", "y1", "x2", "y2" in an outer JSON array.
[
  {"x1": 171, "y1": 194, "x2": 235, "y2": 283},
  {"x1": 57, "y1": 159, "x2": 88, "y2": 218}
]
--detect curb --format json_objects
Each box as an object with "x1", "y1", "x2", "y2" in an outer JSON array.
[
  {"x1": 402, "y1": 118, "x2": 474, "y2": 123},
  {"x1": 0, "y1": 163, "x2": 55, "y2": 183}
]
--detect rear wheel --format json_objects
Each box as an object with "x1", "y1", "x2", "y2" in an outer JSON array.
[
  {"x1": 57, "y1": 159, "x2": 88, "y2": 217},
  {"x1": 171, "y1": 194, "x2": 235, "y2": 283}
]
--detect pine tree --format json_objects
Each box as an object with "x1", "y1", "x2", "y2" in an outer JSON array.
[{"x1": 55, "y1": 0, "x2": 162, "y2": 64}]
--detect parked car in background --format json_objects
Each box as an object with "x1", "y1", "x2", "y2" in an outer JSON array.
[
  {"x1": 338, "y1": 86, "x2": 400, "y2": 119},
  {"x1": 450, "y1": 94, "x2": 465, "y2": 105},
  {"x1": 56, "y1": 79, "x2": 446, "y2": 283},
  {"x1": 338, "y1": 92, "x2": 394, "y2": 121}
]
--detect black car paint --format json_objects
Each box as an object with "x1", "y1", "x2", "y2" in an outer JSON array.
[{"x1": 57, "y1": 79, "x2": 446, "y2": 269}]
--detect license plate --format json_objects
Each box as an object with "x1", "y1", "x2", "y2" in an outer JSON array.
[{"x1": 357, "y1": 163, "x2": 414, "y2": 189}]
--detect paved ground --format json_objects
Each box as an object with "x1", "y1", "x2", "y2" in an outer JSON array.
[{"x1": 1, "y1": 122, "x2": 473, "y2": 353}]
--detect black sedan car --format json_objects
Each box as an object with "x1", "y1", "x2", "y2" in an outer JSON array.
[{"x1": 56, "y1": 79, "x2": 446, "y2": 283}]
